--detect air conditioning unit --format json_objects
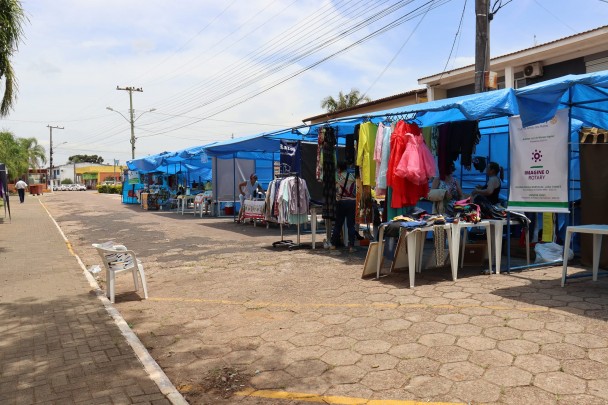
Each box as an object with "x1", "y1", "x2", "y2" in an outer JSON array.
[{"x1": 523, "y1": 62, "x2": 543, "y2": 78}]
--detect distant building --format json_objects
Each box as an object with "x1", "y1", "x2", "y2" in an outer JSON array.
[
  {"x1": 75, "y1": 164, "x2": 125, "y2": 189},
  {"x1": 47, "y1": 163, "x2": 125, "y2": 189}
]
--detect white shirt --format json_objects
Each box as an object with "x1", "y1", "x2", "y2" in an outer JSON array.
[
  {"x1": 15, "y1": 180, "x2": 28, "y2": 189},
  {"x1": 244, "y1": 180, "x2": 260, "y2": 198}
]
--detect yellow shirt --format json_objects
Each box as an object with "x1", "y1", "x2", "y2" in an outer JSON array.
[{"x1": 356, "y1": 122, "x2": 378, "y2": 186}]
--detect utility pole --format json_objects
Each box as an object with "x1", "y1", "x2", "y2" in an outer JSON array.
[
  {"x1": 475, "y1": 0, "x2": 490, "y2": 93},
  {"x1": 47, "y1": 125, "x2": 64, "y2": 190},
  {"x1": 116, "y1": 86, "x2": 143, "y2": 159}
]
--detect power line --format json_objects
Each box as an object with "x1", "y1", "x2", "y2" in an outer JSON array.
[
  {"x1": 360, "y1": 0, "x2": 437, "y2": 101},
  {"x1": 66, "y1": 0, "x2": 368, "y2": 143},
  {"x1": 438, "y1": 0, "x2": 468, "y2": 80},
  {"x1": 531, "y1": 0, "x2": 576, "y2": 33},
  {"x1": 143, "y1": 0, "x2": 377, "y2": 116},
  {"x1": 138, "y1": 0, "x2": 453, "y2": 139},
  {"x1": 139, "y1": 0, "x2": 425, "y2": 129}
]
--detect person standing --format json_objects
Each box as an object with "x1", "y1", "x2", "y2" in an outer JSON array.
[
  {"x1": 237, "y1": 173, "x2": 264, "y2": 222},
  {"x1": 15, "y1": 178, "x2": 28, "y2": 203}
]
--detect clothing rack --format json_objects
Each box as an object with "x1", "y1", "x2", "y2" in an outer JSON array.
[{"x1": 272, "y1": 172, "x2": 309, "y2": 250}]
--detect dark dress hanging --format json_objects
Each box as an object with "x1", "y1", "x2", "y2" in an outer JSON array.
[{"x1": 321, "y1": 127, "x2": 337, "y2": 220}]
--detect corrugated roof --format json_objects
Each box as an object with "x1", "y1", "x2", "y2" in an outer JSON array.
[
  {"x1": 303, "y1": 88, "x2": 426, "y2": 122},
  {"x1": 419, "y1": 24, "x2": 608, "y2": 81}
]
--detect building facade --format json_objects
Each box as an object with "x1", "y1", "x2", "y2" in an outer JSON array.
[{"x1": 419, "y1": 25, "x2": 608, "y2": 100}]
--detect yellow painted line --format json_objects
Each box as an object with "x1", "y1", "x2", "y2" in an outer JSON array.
[
  {"x1": 236, "y1": 388, "x2": 464, "y2": 405},
  {"x1": 148, "y1": 296, "x2": 548, "y2": 312},
  {"x1": 39, "y1": 199, "x2": 78, "y2": 258}
]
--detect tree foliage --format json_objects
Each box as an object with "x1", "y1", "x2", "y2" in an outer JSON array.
[
  {"x1": 68, "y1": 154, "x2": 104, "y2": 164},
  {"x1": 0, "y1": 131, "x2": 46, "y2": 181},
  {"x1": 0, "y1": 0, "x2": 27, "y2": 117},
  {"x1": 320, "y1": 88, "x2": 371, "y2": 113}
]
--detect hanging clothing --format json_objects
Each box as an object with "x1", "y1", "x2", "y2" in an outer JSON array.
[
  {"x1": 321, "y1": 127, "x2": 337, "y2": 220},
  {"x1": 376, "y1": 123, "x2": 392, "y2": 195},
  {"x1": 394, "y1": 128, "x2": 436, "y2": 186},
  {"x1": 449, "y1": 120, "x2": 480, "y2": 169},
  {"x1": 388, "y1": 122, "x2": 430, "y2": 208},
  {"x1": 437, "y1": 123, "x2": 451, "y2": 180},
  {"x1": 431, "y1": 126, "x2": 440, "y2": 156},
  {"x1": 286, "y1": 176, "x2": 310, "y2": 224},
  {"x1": 434, "y1": 225, "x2": 447, "y2": 266},
  {"x1": 274, "y1": 176, "x2": 310, "y2": 224},
  {"x1": 345, "y1": 134, "x2": 355, "y2": 165},
  {"x1": 355, "y1": 179, "x2": 373, "y2": 224},
  {"x1": 316, "y1": 127, "x2": 325, "y2": 181},
  {"x1": 438, "y1": 121, "x2": 481, "y2": 175},
  {"x1": 373, "y1": 123, "x2": 385, "y2": 188},
  {"x1": 422, "y1": 126, "x2": 433, "y2": 153},
  {"x1": 356, "y1": 121, "x2": 378, "y2": 186}
]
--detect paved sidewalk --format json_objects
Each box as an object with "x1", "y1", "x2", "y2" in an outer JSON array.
[{"x1": 0, "y1": 197, "x2": 177, "y2": 404}]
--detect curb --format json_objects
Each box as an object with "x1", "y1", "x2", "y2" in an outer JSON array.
[{"x1": 38, "y1": 198, "x2": 188, "y2": 405}]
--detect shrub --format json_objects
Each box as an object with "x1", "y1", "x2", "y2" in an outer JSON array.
[
  {"x1": 97, "y1": 184, "x2": 108, "y2": 193},
  {"x1": 61, "y1": 178, "x2": 73, "y2": 184}
]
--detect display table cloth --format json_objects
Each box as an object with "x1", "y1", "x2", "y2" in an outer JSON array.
[{"x1": 242, "y1": 200, "x2": 266, "y2": 220}]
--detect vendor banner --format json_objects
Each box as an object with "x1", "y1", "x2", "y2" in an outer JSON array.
[
  {"x1": 127, "y1": 170, "x2": 140, "y2": 185},
  {"x1": 508, "y1": 108, "x2": 569, "y2": 213},
  {"x1": 280, "y1": 140, "x2": 301, "y2": 175}
]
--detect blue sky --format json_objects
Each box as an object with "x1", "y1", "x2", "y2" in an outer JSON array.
[{"x1": 2, "y1": 0, "x2": 607, "y2": 166}]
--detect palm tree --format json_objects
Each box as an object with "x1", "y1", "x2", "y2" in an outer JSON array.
[
  {"x1": 18, "y1": 137, "x2": 46, "y2": 170},
  {"x1": 320, "y1": 88, "x2": 372, "y2": 113},
  {"x1": 0, "y1": 0, "x2": 27, "y2": 116},
  {"x1": 0, "y1": 131, "x2": 25, "y2": 180}
]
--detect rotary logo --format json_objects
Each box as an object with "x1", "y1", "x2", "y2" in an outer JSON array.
[{"x1": 532, "y1": 149, "x2": 543, "y2": 162}]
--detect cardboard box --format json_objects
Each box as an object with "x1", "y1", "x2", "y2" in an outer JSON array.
[{"x1": 463, "y1": 243, "x2": 487, "y2": 266}]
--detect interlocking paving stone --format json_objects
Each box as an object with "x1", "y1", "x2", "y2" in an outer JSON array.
[
  {"x1": 534, "y1": 371, "x2": 587, "y2": 395},
  {"x1": 0, "y1": 198, "x2": 170, "y2": 404},
  {"x1": 24, "y1": 192, "x2": 608, "y2": 404}
]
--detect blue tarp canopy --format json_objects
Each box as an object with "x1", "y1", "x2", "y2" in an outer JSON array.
[
  {"x1": 349, "y1": 88, "x2": 519, "y2": 127},
  {"x1": 126, "y1": 145, "x2": 212, "y2": 179},
  {"x1": 204, "y1": 118, "x2": 364, "y2": 157},
  {"x1": 127, "y1": 151, "x2": 177, "y2": 172},
  {"x1": 516, "y1": 71, "x2": 608, "y2": 129}
]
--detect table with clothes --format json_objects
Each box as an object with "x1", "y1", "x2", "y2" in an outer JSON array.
[
  {"x1": 375, "y1": 216, "x2": 454, "y2": 288},
  {"x1": 371, "y1": 198, "x2": 520, "y2": 287}
]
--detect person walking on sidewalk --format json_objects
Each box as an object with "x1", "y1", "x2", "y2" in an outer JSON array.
[{"x1": 15, "y1": 178, "x2": 28, "y2": 203}]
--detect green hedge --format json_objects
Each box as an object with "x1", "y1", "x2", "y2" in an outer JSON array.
[{"x1": 97, "y1": 184, "x2": 122, "y2": 194}]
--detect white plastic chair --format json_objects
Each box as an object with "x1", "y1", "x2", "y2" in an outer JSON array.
[{"x1": 92, "y1": 243, "x2": 149, "y2": 303}]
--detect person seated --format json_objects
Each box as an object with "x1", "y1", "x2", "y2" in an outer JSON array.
[
  {"x1": 431, "y1": 162, "x2": 463, "y2": 201},
  {"x1": 237, "y1": 173, "x2": 264, "y2": 222},
  {"x1": 470, "y1": 161, "x2": 503, "y2": 205},
  {"x1": 330, "y1": 161, "x2": 357, "y2": 252},
  {"x1": 430, "y1": 162, "x2": 463, "y2": 214}
]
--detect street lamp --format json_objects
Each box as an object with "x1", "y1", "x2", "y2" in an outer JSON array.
[{"x1": 106, "y1": 106, "x2": 156, "y2": 159}]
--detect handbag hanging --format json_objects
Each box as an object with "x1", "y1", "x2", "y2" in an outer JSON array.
[{"x1": 427, "y1": 188, "x2": 447, "y2": 202}]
